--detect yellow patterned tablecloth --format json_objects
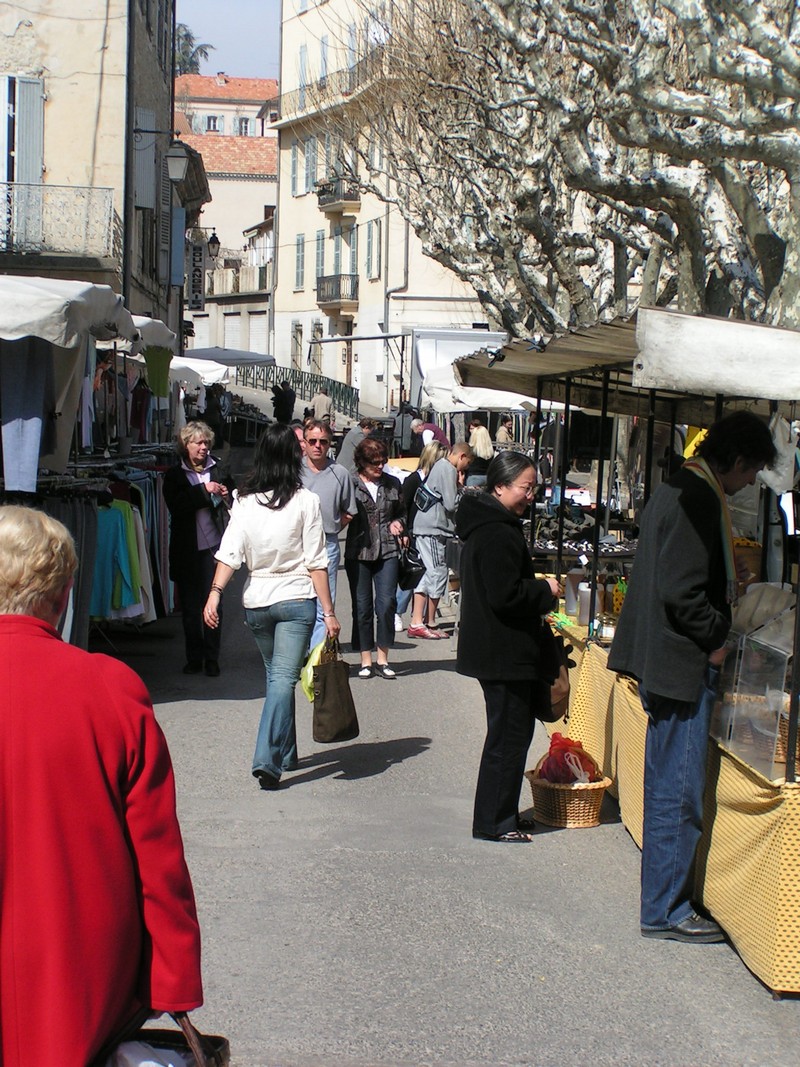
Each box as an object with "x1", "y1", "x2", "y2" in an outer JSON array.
[{"x1": 570, "y1": 643, "x2": 800, "y2": 994}]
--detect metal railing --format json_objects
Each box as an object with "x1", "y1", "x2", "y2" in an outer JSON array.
[
  {"x1": 317, "y1": 273, "x2": 359, "y2": 305},
  {"x1": 0, "y1": 182, "x2": 116, "y2": 257},
  {"x1": 267, "y1": 48, "x2": 388, "y2": 121},
  {"x1": 235, "y1": 364, "x2": 360, "y2": 421},
  {"x1": 207, "y1": 263, "x2": 272, "y2": 296},
  {"x1": 316, "y1": 178, "x2": 361, "y2": 209}
]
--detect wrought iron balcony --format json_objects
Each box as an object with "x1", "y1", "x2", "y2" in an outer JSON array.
[
  {"x1": 316, "y1": 178, "x2": 361, "y2": 214},
  {"x1": 316, "y1": 274, "x2": 359, "y2": 310},
  {"x1": 206, "y1": 263, "x2": 272, "y2": 297},
  {"x1": 0, "y1": 182, "x2": 117, "y2": 258},
  {"x1": 267, "y1": 47, "x2": 388, "y2": 122}
]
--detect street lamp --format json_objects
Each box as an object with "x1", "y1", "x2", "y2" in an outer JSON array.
[
  {"x1": 165, "y1": 140, "x2": 190, "y2": 183},
  {"x1": 207, "y1": 231, "x2": 221, "y2": 260}
]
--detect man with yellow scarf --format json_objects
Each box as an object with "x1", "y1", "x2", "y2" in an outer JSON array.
[{"x1": 609, "y1": 411, "x2": 776, "y2": 943}]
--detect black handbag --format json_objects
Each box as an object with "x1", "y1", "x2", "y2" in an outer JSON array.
[
  {"x1": 538, "y1": 621, "x2": 576, "y2": 723},
  {"x1": 91, "y1": 1010, "x2": 229, "y2": 1067},
  {"x1": 312, "y1": 638, "x2": 360, "y2": 743},
  {"x1": 397, "y1": 540, "x2": 426, "y2": 591}
]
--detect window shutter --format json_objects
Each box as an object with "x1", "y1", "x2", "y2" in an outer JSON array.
[
  {"x1": 134, "y1": 107, "x2": 156, "y2": 209},
  {"x1": 248, "y1": 312, "x2": 268, "y2": 354},
  {"x1": 366, "y1": 221, "x2": 373, "y2": 279},
  {"x1": 304, "y1": 136, "x2": 317, "y2": 192},
  {"x1": 295, "y1": 234, "x2": 305, "y2": 289},
  {"x1": 15, "y1": 77, "x2": 44, "y2": 184},
  {"x1": 333, "y1": 226, "x2": 341, "y2": 275},
  {"x1": 316, "y1": 229, "x2": 325, "y2": 283},
  {"x1": 0, "y1": 76, "x2": 9, "y2": 183},
  {"x1": 374, "y1": 218, "x2": 381, "y2": 278},
  {"x1": 157, "y1": 155, "x2": 172, "y2": 283},
  {"x1": 291, "y1": 141, "x2": 298, "y2": 197},
  {"x1": 349, "y1": 225, "x2": 357, "y2": 275}
]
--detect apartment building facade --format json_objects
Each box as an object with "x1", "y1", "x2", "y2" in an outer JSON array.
[
  {"x1": 271, "y1": 0, "x2": 486, "y2": 411},
  {"x1": 0, "y1": 0, "x2": 208, "y2": 331},
  {"x1": 176, "y1": 73, "x2": 278, "y2": 353}
]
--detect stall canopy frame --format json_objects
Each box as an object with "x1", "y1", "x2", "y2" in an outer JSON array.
[{"x1": 457, "y1": 309, "x2": 800, "y2": 784}]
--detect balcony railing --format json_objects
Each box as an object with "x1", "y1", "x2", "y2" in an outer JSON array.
[
  {"x1": 267, "y1": 47, "x2": 388, "y2": 121},
  {"x1": 207, "y1": 262, "x2": 272, "y2": 296},
  {"x1": 0, "y1": 182, "x2": 116, "y2": 257},
  {"x1": 316, "y1": 178, "x2": 361, "y2": 212},
  {"x1": 316, "y1": 273, "x2": 359, "y2": 307}
]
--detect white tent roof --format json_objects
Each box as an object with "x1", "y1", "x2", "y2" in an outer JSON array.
[
  {"x1": 183, "y1": 346, "x2": 275, "y2": 367},
  {"x1": 635, "y1": 308, "x2": 800, "y2": 400},
  {"x1": 421, "y1": 363, "x2": 560, "y2": 413},
  {"x1": 169, "y1": 356, "x2": 229, "y2": 387},
  {"x1": 131, "y1": 316, "x2": 177, "y2": 353},
  {"x1": 0, "y1": 276, "x2": 138, "y2": 348},
  {"x1": 127, "y1": 352, "x2": 230, "y2": 387}
]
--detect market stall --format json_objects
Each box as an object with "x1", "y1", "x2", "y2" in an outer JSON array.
[
  {"x1": 0, "y1": 276, "x2": 139, "y2": 488},
  {"x1": 459, "y1": 308, "x2": 800, "y2": 993}
]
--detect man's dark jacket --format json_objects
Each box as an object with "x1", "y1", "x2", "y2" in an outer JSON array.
[
  {"x1": 455, "y1": 492, "x2": 555, "y2": 680},
  {"x1": 607, "y1": 466, "x2": 732, "y2": 702}
]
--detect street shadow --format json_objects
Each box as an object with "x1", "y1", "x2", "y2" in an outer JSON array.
[
  {"x1": 346, "y1": 658, "x2": 458, "y2": 679},
  {"x1": 283, "y1": 735, "x2": 433, "y2": 785}
]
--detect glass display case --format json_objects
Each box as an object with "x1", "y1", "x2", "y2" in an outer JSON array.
[
  {"x1": 713, "y1": 605, "x2": 795, "y2": 780},
  {"x1": 711, "y1": 584, "x2": 796, "y2": 780}
]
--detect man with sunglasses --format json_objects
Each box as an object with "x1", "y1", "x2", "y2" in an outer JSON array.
[{"x1": 301, "y1": 419, "x2": 358, "y2": 648}]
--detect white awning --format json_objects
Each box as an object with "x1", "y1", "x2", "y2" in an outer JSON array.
[
  {"x1": 183, "y1": 346, "x2": 276, "y2": 367},
  {"x1": 634, "y1": 308, "x2": 800, "y2": 400},
  {"x1": 421, "y1": 363, "x2": 560, "y2": 413},
  {"x1": 0, "y1": 276, "x2": 138, "y2": 348}
]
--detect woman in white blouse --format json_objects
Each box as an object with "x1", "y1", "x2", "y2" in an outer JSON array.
[{"x1": 203, "y1": 423, "x2": 340, "y2": 790}]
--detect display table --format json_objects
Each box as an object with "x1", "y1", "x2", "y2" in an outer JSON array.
[{"x1": 567, "y1": 642, "x2": 800, "y2": 994}]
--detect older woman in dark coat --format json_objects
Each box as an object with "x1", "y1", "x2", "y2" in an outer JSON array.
[
  {"x1": 345, "y1": 436, "x2": 407, "y2": 679},
  {"x1": 163, "y1": 420, "x2": 233, "y2": 676},
  {"x1": 456, "y1": 452, "x2": 561, "y2": 842}
]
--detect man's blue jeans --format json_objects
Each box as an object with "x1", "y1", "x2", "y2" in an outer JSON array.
[
  {"x1": 639, "y1": 664, "x2": 719, "y2": 931},
  {"x1": 246, "y1": 598, "x2": 316, "y2": 780},
  {"x1": 309, "y1": 533, "x2": 340, "y2": 650}
]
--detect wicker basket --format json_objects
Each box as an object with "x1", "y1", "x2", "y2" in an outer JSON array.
[{"x1": 525, "y1": 753, "x2": 612, "y2": 829}]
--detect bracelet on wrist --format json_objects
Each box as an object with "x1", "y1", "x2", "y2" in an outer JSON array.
[
  {"x1": 210, "y1": 585, "x2": 225, "y2": 595},
  {"x1": 322, "y1": 611, "x2": 336, "y2": 618}
]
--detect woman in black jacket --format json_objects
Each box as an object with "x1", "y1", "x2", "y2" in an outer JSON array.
[
  {"x1": 456, "y1": 452, "x2": 561, "y2": 842},
  {"x1": 345, "y1": 436, "x2": 407, "y2": 679},
  {"x1": 163, "y1": 421, "x2": 233, "y2": 676}
]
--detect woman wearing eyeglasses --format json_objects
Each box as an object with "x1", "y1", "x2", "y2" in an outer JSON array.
[
  {"x1": 456, "y1": 452, "x2": 562, "y2": 842},
  {"x1": 344, "y1": 436, "x2": 407, "y2": 679},
  {"x1": 301, "y1": 419, "x2": 357, "y2": 649}
]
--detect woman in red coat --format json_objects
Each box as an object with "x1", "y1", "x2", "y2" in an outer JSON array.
[{"x1": 0, "y1": 506, "x2": 203, "y2": 1067}]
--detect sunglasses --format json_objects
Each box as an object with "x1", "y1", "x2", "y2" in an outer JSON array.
[{"x1": 306, "y1": 438, "x2": 330, "y2": 445}]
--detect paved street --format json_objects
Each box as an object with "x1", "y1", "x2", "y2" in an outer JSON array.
[{"x1": 101, "y1": 563, "x2": 800, "y2": 1067}]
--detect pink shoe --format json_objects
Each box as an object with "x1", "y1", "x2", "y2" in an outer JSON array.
[{"x1": 407, "y1": 624, "x2": 440, "y2": 639}]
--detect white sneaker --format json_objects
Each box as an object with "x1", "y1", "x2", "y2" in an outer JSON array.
[{"x1": 394, "y1": 614, "x2": 404, "y2": 632}]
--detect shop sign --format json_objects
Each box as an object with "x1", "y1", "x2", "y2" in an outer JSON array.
[{"x1": 188, "y1": 243, "x2": 206, "y2": 311}]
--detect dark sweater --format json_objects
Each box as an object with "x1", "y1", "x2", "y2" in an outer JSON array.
[
  {"x1": 455, "y1": 492, "x2": 556, "y2": 680},
  {"x1": 607, "y1": 467, "x2": 731, "y2": 702}
]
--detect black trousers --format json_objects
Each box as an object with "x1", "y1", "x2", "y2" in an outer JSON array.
[
  {"x1": 175, "y1": 548, "x2": 222, "y2": 666},
  {"x1": 474, "y1": 678, "x2": 549, "y2": 837}
]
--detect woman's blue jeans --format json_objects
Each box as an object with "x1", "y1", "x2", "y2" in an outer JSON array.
[
  {"x1": 246, "y1": 598, "x2": 316, "y2": 780},
  {"x1": 639, "y1": 664, "x2": 719, "y2": 931}
]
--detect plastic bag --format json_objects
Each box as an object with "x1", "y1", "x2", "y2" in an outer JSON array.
[
  {"x1": 537, "y1": 732, "x2": 600, "y2": 783},
  {"x1": 300, "y1": 639, "x2": 326, "y2": 703}
]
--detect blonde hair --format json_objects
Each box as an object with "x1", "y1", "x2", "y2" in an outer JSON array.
[
  {"x1": 0, "y1": 506, "x2": 77, "y2": 617},
  {"x1": 417, "y1": 442, "x2": 447, "y2": 476},
  {"x1": 178, "y1": 420, "x2": 215, "y2": 456},
  {"x1": 469, "y1": 424, "x2": 494, "y2": 461}
]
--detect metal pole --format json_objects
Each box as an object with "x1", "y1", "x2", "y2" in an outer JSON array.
[{"x1": 588, "y1": 368, "x2": 611, "y2": 634}]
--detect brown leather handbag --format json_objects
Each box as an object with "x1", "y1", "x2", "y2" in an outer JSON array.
[
  {"x1": 92, "y1": 1011, "x2": 229, "y2": 1066},
  {"x1": 312, "y1": 637, "x2": 360, "y2": 743}
]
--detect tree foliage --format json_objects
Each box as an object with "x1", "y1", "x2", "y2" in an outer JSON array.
[
  {"x1": 175, "y1": 23, "x2": 215, "y2": 76},
  {"x1": 314, "y1": 0, "x2": 800, "y2": 335}
]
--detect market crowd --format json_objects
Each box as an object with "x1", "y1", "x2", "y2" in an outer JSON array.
[{"x1": 0, "y1": 407, "x2": 777, "y2": 1062}]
